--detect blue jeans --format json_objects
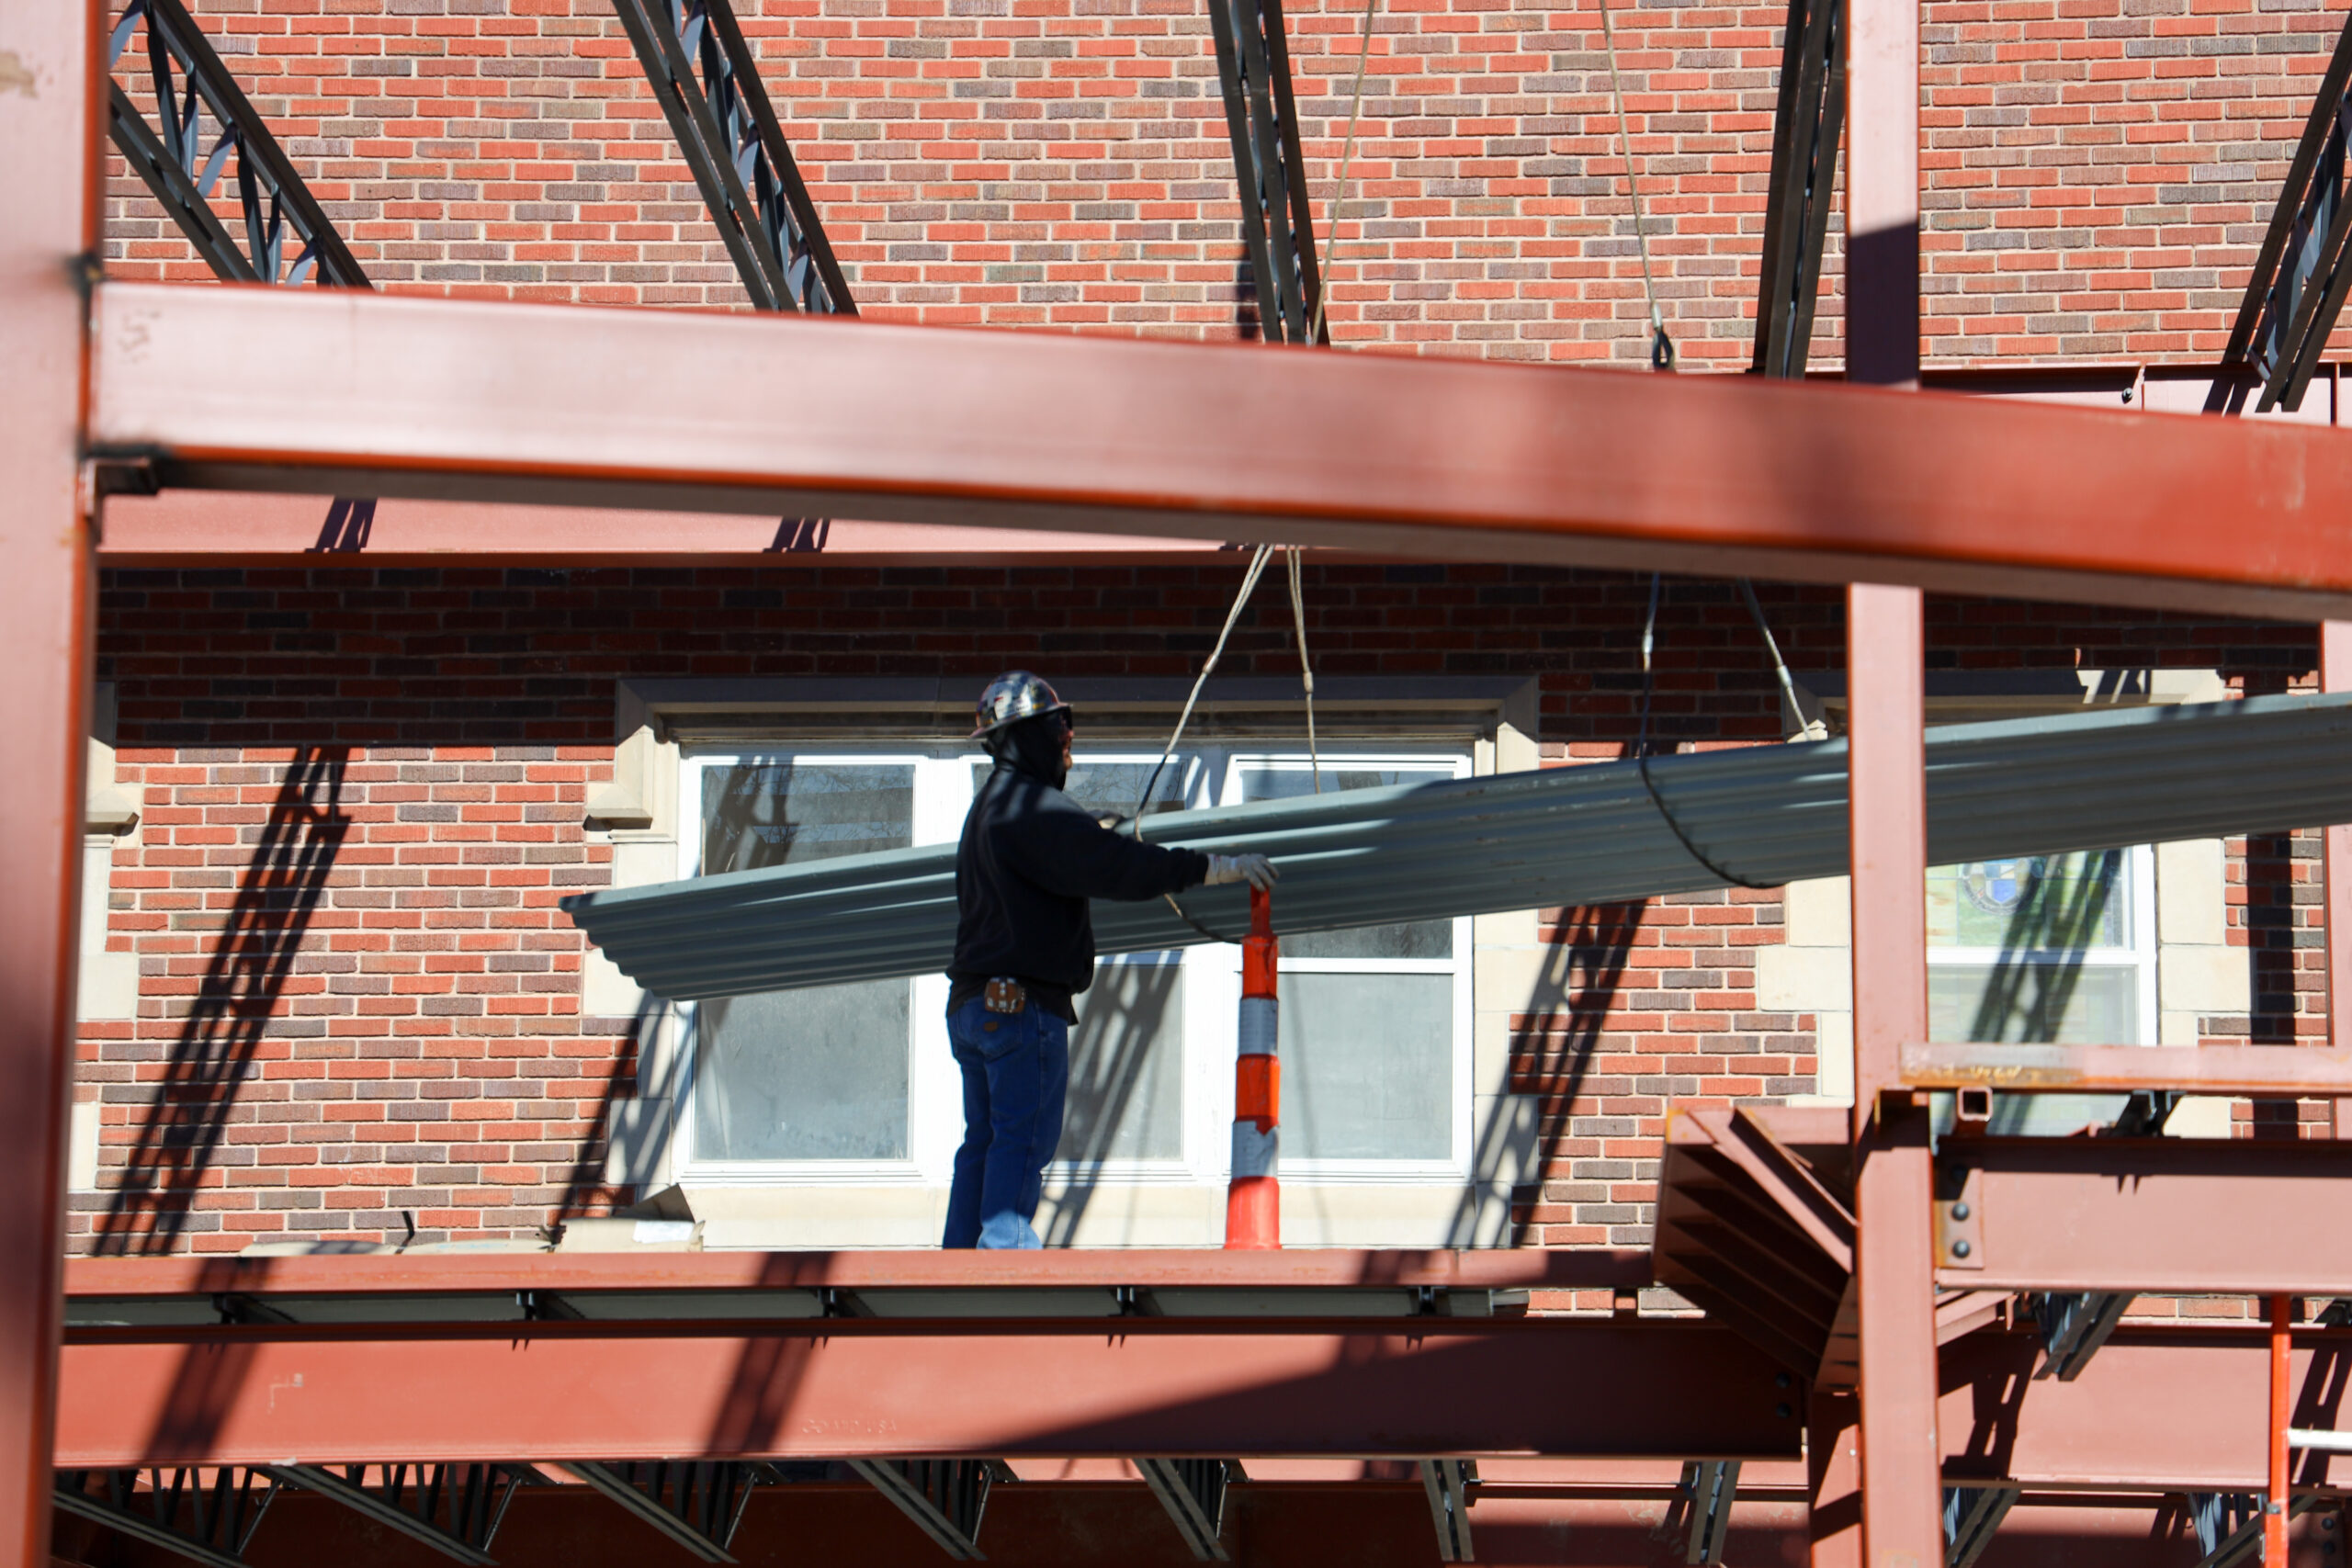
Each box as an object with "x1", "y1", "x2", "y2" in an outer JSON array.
[{"x1": 943, "y1": 997, "x2": 1069, "y2": 1249}]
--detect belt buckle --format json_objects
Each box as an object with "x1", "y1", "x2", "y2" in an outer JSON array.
[{"x1": 984, "y1": 976, "x2": 1027, "y2": 1015}]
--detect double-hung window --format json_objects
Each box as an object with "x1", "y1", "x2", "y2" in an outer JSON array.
[
  {"x1": 1925, "y1": 846, "x2": 2158, "y2": 1134},
  {"x1": 671, "y1": 742, "x2": 1475, "y2": 1239}
]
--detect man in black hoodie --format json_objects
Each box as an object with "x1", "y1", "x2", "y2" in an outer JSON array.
[{"x1": 945, "y1": 671, "x2": 1275, "y2": 1248}]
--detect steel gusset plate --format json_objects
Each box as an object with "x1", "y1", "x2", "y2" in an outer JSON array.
[
  {"x1": 104, "y1": 0, "x2": 368, "y2": 289},
  {"x1": 1751, "y1": 0, "x2": 1843, "y2": 379},
  {"x1": 608, "y1": 0, "x2": 854, "y2": 315},
  {"x1": 1204, "y1": 0, "x2": 1325, "y2": 344}
]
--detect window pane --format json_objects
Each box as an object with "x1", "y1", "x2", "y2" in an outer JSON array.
[
  {"x1": 1058, "y1": 959, "x2": 1184, "y2": 1162},
  {"x1": 1926, "y1": 851, "x2": 2130, "y2": 952},
  {"x1": 1279, "y1": 972, "x2": 1452, "y2": 1159},
  {"x1": 694, "y1": 981, "x2": 910, "y2": 1159},
  {"x1": 703, "y1": 761, "x2": 914, "y2": 874},
  {"x1": 1238, "y1": 764, "x2": 1454, "y2": 959},
  {"x1": 1928, "y1": 962, "x2": 2139, "y2": 1043},
  {"x1": 975, "y1": 757, "x2": 1194, "y2": 825},
  {"x1": 694, "y1": 761, "x2": 917, "y2": 1162}
]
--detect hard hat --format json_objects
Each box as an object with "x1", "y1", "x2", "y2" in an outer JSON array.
[{"x1": 970, "y1": 671, "x2": 1071, "y2": 739}]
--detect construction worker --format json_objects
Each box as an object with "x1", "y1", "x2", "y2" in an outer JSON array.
[{"x1": 947, "y1": 671, "x2": 1275, "y2": 1249}]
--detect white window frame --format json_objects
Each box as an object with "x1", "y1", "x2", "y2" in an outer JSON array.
[
  {"x1": 669, "y1": 742, "x2": 1478, "y2": 1192},
  {"x1": 1925, "y1": 844, "x2": 2160, "y2": 1045},
  {"x1": 1214, "y1": 750, "x2": 1476, "y2": 1184},
  {"x1": 671, "y1": 750, "x2": 973, "y2": 1187}
]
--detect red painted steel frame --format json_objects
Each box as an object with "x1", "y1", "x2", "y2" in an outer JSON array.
[
  {"x1": 0, "y1": 6, "x2": 99, "y2": 1568},
  {"x1": 58, "y1": 1318, "x2": 2340, "y2": 1493},
  {"x1": 1899, "y1": 1042, "x2": 2352, "y2": 1096},
  {"x1": 1925, "y1": 1136, "x2": 2352, "y2": 1294},
  {"x1": 2268, "y1": 1298, "x2": 2292, "y2": 1567},
  {"x1": 2328, "y1": 622, "x2": 2352, "y2": 1139},
  {"x1": 53, "y1": 1321, "x2": 1801, "y2": 1468},
  {"x1": 82, "y1": 281, "x2": 2352, "y2": 622},
  {"x1": 1847, "y1": 585, "x2": 1943, "y2": 1568}
]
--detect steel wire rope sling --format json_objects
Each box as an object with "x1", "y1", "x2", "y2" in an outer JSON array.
[
  {"x1": 1130, "y1": 543, "x2": 1322, "y2": 942},
  {"x1": 1634, "y1": 575, "x2": 1796, "y2": 891}
]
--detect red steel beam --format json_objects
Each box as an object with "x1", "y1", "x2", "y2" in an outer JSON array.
[
  {"x1": 0, "y1": 7, "x2": 100, "y2": 1568},
  {"x1": 1899, "y1": 1042, "x2": 2352, "y2": 1097},
  {"x1": 62, "y1": 1247, "x2": 1649, "y2": 1299},
  {"x1": 52, "y1": 1321, "x2": 1802, "y2": 1468},
  {"x1": 1935, "y1": 1329, "x2": 2349, "y2": 1495},
  {"x1": 56, "y1": 1321, "x2": 2337, "y2": 1495},
  {"x1": 80, "y1": 281, "x2": 2352, "y2": 622},
  {"x1": 90, "y1": 371, "x2": 2299, "y2": 570},
  {"x1": 1929, "y1": 1137, "x2": 2352, "y2": 1293}
]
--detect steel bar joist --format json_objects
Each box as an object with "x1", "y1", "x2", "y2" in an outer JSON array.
[
  {"x1": 263, "y1": 1464, "x2": 524, "y2": 1566},
  {"x1": 610, "y1": 0, "x2": 853, "y2": 315},
  {"x1": 1751, "y1": 0, "x2": 1843, "y2": 378},
  {"x1": 1136, "y1": 1459, "x2": 1236, "y2": 1562},
  {"x1": 560, "y1": 1461, "x2": 765, "y2": 1563},
  {"x1": 1672, "y1": 1461, "x2": 1738, "y2": 1565},
  {"x1": 1417, "y1": 1460, "x2": 1476, "y2": 1563},
  {"x1": 53, "y1": 1468, "x2": 278, "y2": 1568},
  {"x1": 2214, "y1": 6, "x2": 2352, "y2": 413},
  {"x1": 846, "y1": 1460, "x2": 995, "y2": 1560},
  {"x1": 1941, "y1": 1484, "x2": 2017, "y2": 1568},
  {"x1": 105, "y1": 0, "x2": 368, "y2": 288},
  {"x1": 1204, "y1": 0, "x2": 1323, "y2": 344}
]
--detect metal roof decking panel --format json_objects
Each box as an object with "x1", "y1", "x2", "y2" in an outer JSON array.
[{"x1": 562, "y1": 694, "x2": 2352, "y2": 1000}]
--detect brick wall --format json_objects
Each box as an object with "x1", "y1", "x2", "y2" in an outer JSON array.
[
  {"x1": 103, "y1": 0, "x2": 2352, "y2": 365},
  {"x1": 78, "y1": 563, "x2": 2320, "y2": 1251}
]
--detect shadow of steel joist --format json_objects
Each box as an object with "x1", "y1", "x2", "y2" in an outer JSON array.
[{"x1": 106, "y1": 0, "x2": 370, "y2": 289}]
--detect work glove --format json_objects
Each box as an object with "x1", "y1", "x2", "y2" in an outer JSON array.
[{"x1": 1204, "y1": 852, "x2": 1278, "y2": 891}]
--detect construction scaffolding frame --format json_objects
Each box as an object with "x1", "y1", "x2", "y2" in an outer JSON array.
[{"x1": 13, "y1": 1, "x2": 2352, "y2": 1564}]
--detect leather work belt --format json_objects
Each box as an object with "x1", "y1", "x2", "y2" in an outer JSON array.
[{"x1": 984, "y1": 976, "x2": 1028, "y2": 1014}]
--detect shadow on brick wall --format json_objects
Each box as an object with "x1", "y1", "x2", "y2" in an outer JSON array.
[
  {"x1": 94, "y1": 748, "x2": 351, "y2": 1255},
  {"x1": 1469, "y1": 902, "x2": 1645, "y2": 1247}
]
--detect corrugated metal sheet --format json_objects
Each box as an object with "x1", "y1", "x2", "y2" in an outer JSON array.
[{"x1": 562, "y1": 694, "x2": 2352, "y2": 1001}]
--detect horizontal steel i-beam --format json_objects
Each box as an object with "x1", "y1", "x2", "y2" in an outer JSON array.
[
  {"x1": 85, "y1": 283, "x2": 2352, "y2": 619},
  {"x1": 57, "y1": 1322, "x2": 1799, "y2": 1468}
]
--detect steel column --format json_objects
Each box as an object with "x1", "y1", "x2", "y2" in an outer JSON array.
[
  {"x1": 83, "y1": 282, "x2": 2352, "y2": 622},
  {"x1": 1842, "y1": 0, "x2": 1916, "y2": 386},
  {"x1": 0, "y1": 6, "x2": 99, "y2": 1568},
  {"x1": 2328, "y1": 621, "x2": 2352, "y2": 1139},
  {"x1": 1847, "y1": 583, "x2": 1940, "y2": 1568},
  {"x1": 1808, "y1": 1394, "x2": 1860, "y2": 1568}
]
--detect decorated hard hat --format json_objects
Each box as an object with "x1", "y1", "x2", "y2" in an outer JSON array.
[{"x1": 970, "y1": 671, "x2": 1071, "y2": 739}]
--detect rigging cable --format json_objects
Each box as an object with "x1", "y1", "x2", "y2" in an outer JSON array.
[
  {"x1": 1634, "y1": 574, "x2": 1781, "y2": 889},
  {"x1": 1306, "y1": 0, "x2": 1383, "y2": 347},
  {"x1": 1287, "y1": 545, "x2": 1322, "y2": 793},
  {"x1": 1595, "y1": 0, "x2": 1674, "y2": 370},
  {"x1": 1132, "y1": 545, "x2": 1280, "y2": 942}
]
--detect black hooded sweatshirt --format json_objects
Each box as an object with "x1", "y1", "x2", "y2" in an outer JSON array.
[{"x1": 949, "y1": 716, "x2": 1210, "y2": 1021}]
